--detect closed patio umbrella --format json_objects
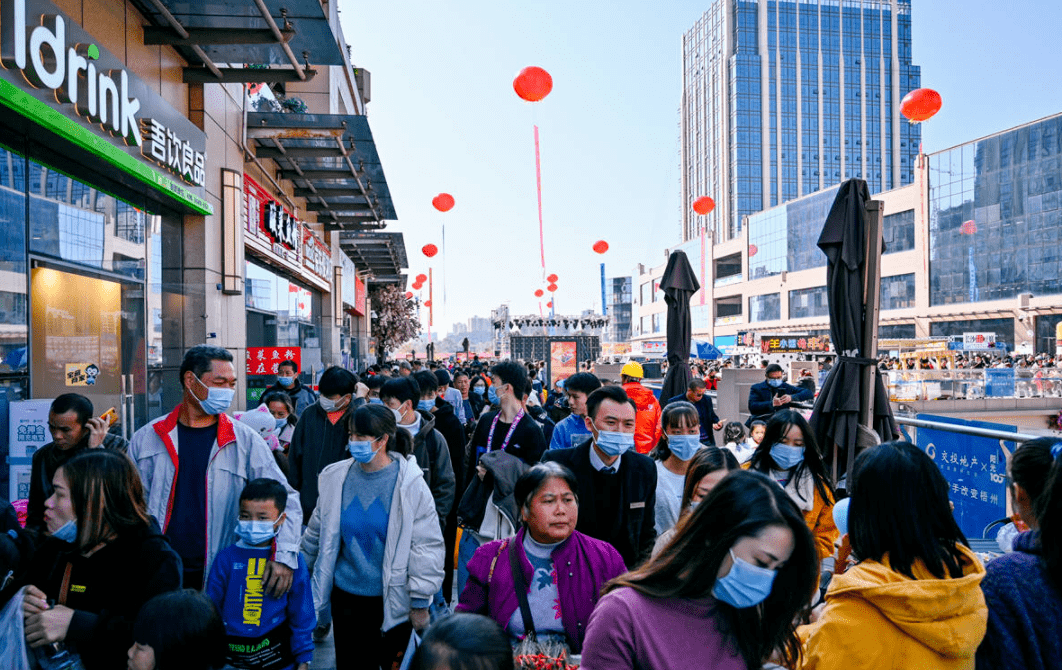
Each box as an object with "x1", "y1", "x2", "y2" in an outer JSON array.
[{"x1": 659, "y1": 251, "x2": 701, "y2": 403}]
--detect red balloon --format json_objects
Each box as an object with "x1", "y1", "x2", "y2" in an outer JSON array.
[
  {"x1": 432, "y1": 193, "x2": 455, "y2": 212},
  {"x1": 412, "y1": 282, "x2": 422, "y2": 290},
  {"x1": 900, "y1": 88, "x2": 942, "y2": 123},
  {"x1": 692, "y1": 196, "x2": 715, "y2": 215},
  {"x1": 422, "y1": 244, "x2": 438, "y2": 258},
  {"x1": 534, "y1": 289, "x2": 544, "y2": 298},
  {"x1": 592, "y1": 240, "x2": 609, "y2": 254},
  {"x1": 546, "y1": 273, "x2": 558, "y2": 283},
  {"x1": 546, "y1": 301, "x2": 552, "y2": 308},
  {"x1": 548, "y1": 283, "x2": 558, "y2": 292},
  {"x1": 405, "y1": 292, "x2": 413, "y2": 299},
  {"x1": 415, "y1": 274, "x2": 427, "y2": 283},
  {"x1": 749, "y1": 244, "x2": 758, "y2": 257},
  {"x1": 424, "y1": 300, "x2": 433, "y2": 308},
  {"x1": 961, "y1": 220, "x2": 978, "y2": 235},
  {"x1": 513, "y1": 66, "x2": 553, "y2": 102}
]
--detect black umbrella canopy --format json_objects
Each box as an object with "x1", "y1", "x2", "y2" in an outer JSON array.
[
  {"x1": 659, "y1": 251, "x2": 701, "y2": 402},
  {"x1": 809, "y1": 179, "x2": 897, "y2": 481}
]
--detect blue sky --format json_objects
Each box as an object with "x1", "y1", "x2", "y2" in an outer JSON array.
[{"x1": 340, "y1": 0, "x2": 1062, "y2": 335}]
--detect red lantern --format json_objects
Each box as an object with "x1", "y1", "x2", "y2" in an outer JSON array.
[
  {"x1": 422, "y1": 244, "x2": 438, "y2": 258},
  {"x1": 592, "y1": 240, "x2": 609, "y2": 254},
  {"x1": 900, "y1": 88, "x2": 942, "y2": 123},
  {"x1": 412, "y1": 282, "x2": 422, "y2": 290},
  {"x1": 534, "y1": 289, "x2": 544, "y2": 298},
  {"x1": 692, "y1": 196, "x2": 715, "y2": 215},
  {"x1": 432, "y1": 193, "x2": 455, "y2": 212},
  {"x1": 749, "y1": 244, "x2": 758, "y2": 257},
  {"x1": 424, "y1": 300, "x2": 433, "y2": 308},
  {"x1": 961, "y1": 220, "x2": 978, "y2": 235},
  {"x1": 416, "y1": 274, "x2": 427, "y2": 283},
  {"x1": 513, "y1": 66, "x2": 553, "y2": 102},
  {"x1": 546, "y1": 273, "x2": 558, "y2": 283},
  {"x1": 548, "y1": 283, "x2": 558, "y2": 292},
  {"x1": 405, "y1": 292, "x2": 413, "y2": 299}
]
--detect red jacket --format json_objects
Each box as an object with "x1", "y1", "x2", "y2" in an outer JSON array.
[{"x1": 622, "y1": 382, "x2": 662, "y2": 454}]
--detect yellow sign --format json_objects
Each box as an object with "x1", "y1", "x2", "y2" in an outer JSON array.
[{"x1": 65, "y1": 363, "x2": 100, "y2": 386}]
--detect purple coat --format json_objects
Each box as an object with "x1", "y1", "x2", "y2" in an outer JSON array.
[{"x1": 456, "y1": 528, "x2": 627, "y2": 652}]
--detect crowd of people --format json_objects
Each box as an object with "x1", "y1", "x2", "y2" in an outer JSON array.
[{"x1": 0, "y1": 343, "x2": 1060, "y2": 670}]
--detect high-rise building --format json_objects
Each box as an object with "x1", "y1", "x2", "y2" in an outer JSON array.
[
  {"x1": 680, "y1": 0, "x2": 921, "y2": 243},
  {"x1": 606, "y1": 277, "x2": 633, "y2": 342}
]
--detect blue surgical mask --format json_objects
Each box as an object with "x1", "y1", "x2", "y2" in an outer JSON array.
[
  {"x1": 771, "y1": 443, "x2": 805, "y2": 470},
  {"x1": 593, "y1": 424, "x2": 635, "y2": 457},
  {"x1": 193, "y1": 375, "x2": 235, "y2": 415},
  {"x1": 368, "y1": 397, "x2": 384, "y2": 405},
  {"x1": 52, "y1": 519, "x2": 78, "y2": 543},
  {"x1": 767, "y1": 378, "x2": 783, "y2": 388},
  {"x1": 277, "y1": 376, "x2": 295, "y2": 387},
  {"x1": 235, "y1": 519, "x2": 278, "y2": 545},
  {"x1": 418, "y1": 399, "x2": 435, "y2": 412},
  {"x1": 712, "y1": 549, "x2": 777, "y2": 608},
  {"x1": 668, "y1": 434, "x2": 702, "y2": 461},
  {"x1": 274, "y1": 418, "x2": 287, "y2": 431},
  {"x1": 488, "y1": 386, "x2": 500, "y2": 404},
  {"x1": 472, "y1": 386, "x2": 486, "y2": 396},
  {"x1": 348, "y1": 437, "x2": 381, "y2": 463}
]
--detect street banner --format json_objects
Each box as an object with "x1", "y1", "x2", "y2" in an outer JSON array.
[{"x1": 246, "y1": 347, "x2": 302, "y2": 376}]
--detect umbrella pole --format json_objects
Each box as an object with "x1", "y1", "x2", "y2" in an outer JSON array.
[{"x1": 853, "y1": 200, "x2": 885, "y2": 483}]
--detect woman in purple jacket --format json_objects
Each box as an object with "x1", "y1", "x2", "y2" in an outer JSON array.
[{"x1": 455, "y1": 462, "x2": 627, "y2": 652}]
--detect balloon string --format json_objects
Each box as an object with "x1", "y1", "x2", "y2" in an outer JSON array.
[{"x1": 534, "y1": 124, "x2": 546, "y2": 273}]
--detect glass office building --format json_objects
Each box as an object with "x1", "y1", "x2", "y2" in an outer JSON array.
[
  {"x1": 681, "y1": 0, "x2": 921, "y2": 243},
  {"x1": 606, "y1": 277, "x2": 634, "y2": 342}
]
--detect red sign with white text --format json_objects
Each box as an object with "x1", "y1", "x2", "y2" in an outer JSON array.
[{"x1": 246, "y1": 347, "x2": 302, "y2": 376}]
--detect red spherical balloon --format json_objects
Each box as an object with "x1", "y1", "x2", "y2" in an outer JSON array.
[
  {"x1": 546, "y1": 273, "x2": 558, "y2": 283},
  {"x1": 900, "y1": 88, "x2": 942, "y2": 123},
  {"x1": 592, "y1": 240, "x2": 609, "y2": 254},
  {"x1": 432, "y1": 193, "x2": 455, "y2": 212},
  {"x1": 534, "y1": 289, "x2": 544, "y2": 298},
  {"x1": 961, "y1": 220, "x2": 978, "y2": 235},
  {"x1": 748, "y1": 244, "x2": 758, "y2": 257},
  {"x1": 547, "y1": 283, "x2": 558, "y2": 292},
  {"x1": 692, "y1": 196, "x2": 715, "y2": 215},
  {"x1": 513, "y1": 66, "x2": 553, "y2": 102},
  {"x1": 412, "y1": 282, "x2": 422, "y2": 290},
  {"x1": 415, "y1": 274, "x2": 427, "y2": 284},
  {"x1": 424, "y1": 300, "x2": 433, "y2": 308},
  {"x1": 405, "y1": 292, "x2": 413, "y2": 299},
  {"x1": 546, "y1": 301, "x2": 553, "y2": 308},
  {"x1": 422, "y1": 244, "x2": 438, "y2": 258}
]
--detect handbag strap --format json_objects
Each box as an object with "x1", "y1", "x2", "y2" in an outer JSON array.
[
  {"x1": 488, "y1": 540, "x2": 508, "y2": 585},
  {"x1": 508, "y1": 538, "x2": 536, "y2": 640}
]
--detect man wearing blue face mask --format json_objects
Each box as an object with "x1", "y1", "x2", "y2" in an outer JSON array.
[
  {"x1": 258, "y1": 360, "x2": 317, "y2": 418},
  {"x1": 747, "y1": 363, "x2": 813, "y2": 426},
  {"x1": 543, "y1": 385, "x2": 657, "y2": 568},
  {"x1": 129, "y1": 345, "x2": 303, "y2": 594}
]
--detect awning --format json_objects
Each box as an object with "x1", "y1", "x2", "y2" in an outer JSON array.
[
  {"x1": 339, "y1": 232, "x2": 408, "y2": 285},
  {"x1": 247, "y1": 112, "x2": 396, "y2": 228},
  {"x1": 131, "y1": 0, "x2": 344, "y2": 83}
]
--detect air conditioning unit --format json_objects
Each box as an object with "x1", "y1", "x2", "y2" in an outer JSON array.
[
  {"x1": 354, "y1": 67, "x2": 371, "y2": 104},
  {"x1": 1019, "y1": 292, "x2": 1032, "y2": 308}
]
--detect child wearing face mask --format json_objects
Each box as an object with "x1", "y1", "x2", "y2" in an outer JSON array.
[{"x1": 205, "y1": 479, "x2": 313, "y2": 670}]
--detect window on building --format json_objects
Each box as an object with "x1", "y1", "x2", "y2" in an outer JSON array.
[
  {"x1": 883, "y1": 209, "x2": 915, "y2": 254},
  {"x1": 789, "y1": 286, "x2": 829, "y2": 319},
  {"x1": 879, "y1": 273, "x2": 916, "y2": 310},
  {"x1": 749, "y1": 293, "x2": 781, "y2": 322}
]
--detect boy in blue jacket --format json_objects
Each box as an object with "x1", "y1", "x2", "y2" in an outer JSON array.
[{"x1": 206, "y1": 478, "x2": 314, "y2": 670}]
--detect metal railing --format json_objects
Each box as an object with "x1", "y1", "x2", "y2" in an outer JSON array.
[{"x1": 892, "y1": 415, "x2": 1040, "y2": 442}]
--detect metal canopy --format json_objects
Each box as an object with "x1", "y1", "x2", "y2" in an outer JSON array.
[
  {"x1": 132, "y1": 0, "x2": 344, "y2": 83},
  {"x1": 247, "y1": 112, "x2": 397, "y2": 229},
  {"x1": 339, "y1": 232, "x2": 408, "y2": 284}
]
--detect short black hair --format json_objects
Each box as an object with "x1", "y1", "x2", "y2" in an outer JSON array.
[
  {"x1": 350, "y1": 404, "x2": 413, "y2": 457},
  {"x1": 239, "y1": 478, "x2": 288, "y2": 512},
  {"x1": 765, "y1": 363, "x2": 784, "y2": 376},
  {"x1": 179, "y1": 345, "x2": 234, "y2": 382},
  {"x1": 364, "y1": 375, "x2": 386, "y2": 391},
  {"x1": 133, "y1": 589, "x2": 227, "y2": 670},
  {"x1": 563, "y1": 372, "x2": 601, "y2": 396},
  {"x1": 515, "y1": 462, "x2": 579, "y2": 515},
  {"x1": 277, "y1": 359, "x2": 298, "y2": 373},
  {"x1": 413, "y1": 371, "x2": 440, "y2": 399},
  {"x1": 490, "y1": 361, "x2": 528, "y2": 398},
  {"x1": 452, "y1": 369, "x2": 469, "y2": 382},
  {"x1": 688, "y1": 377, "x2": 707, "y2": 391},
  {"x1": 381, "y1": 376, "x2": 421, "y2": 406},
  {"x1": 435, "y1": 369, "x2": 452, "y2": 387},
  {"x1": 585, "y1": 385, "x2": 637, "y2": 422},
  {"x1": 51, "y1": 393, "x2": 93, "y2": 425},
  {"x1": 410, "y1": 613, "x2": 513, "y2": 670},
  {"x1": 318, "y1": 366, "x2": 357, "y2": 397}
]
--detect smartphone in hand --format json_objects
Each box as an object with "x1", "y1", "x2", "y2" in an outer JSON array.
[{"x1": 100, "y1": 407, "x2": 119, "y2": 427}]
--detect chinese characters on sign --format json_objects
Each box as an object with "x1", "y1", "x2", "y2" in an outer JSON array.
[
  {"x1": 246, "y1": 347, "x2": 302, "y2": 376},
  {"x1": 65, "y1": 362, "x2": 100, "y2": 386},
  {"x1": 760, "y1": 334, "x2": 832, "y2": 354},
  {"x1": 353, "y1": 275, "x2": 367, "y2": 316},
  {"x1": 302, "y1": 228, "x2": 332, "y2": 281},
  {"x1": 141, "y1": 119, "x2": 206, "y2": 186}
]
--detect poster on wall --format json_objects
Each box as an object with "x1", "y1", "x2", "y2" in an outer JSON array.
[
  {"x1": 246, "y1": 347, "x2": 302, "y2": 376},
  {"x1": 8, "y1": 400, "x2": 53, "y2": 501},
  {"x1": 65, "y1": 363, "x2": 101, "y2": 386},
  {"x1": 549, "y1": 341, "x2": 578, "y2": 388}
]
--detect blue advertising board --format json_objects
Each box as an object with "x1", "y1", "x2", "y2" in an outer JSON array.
[
  {"x1": 984, "y1": 368, "x2": 1016, "y2": 398},
  {"x1": 915, "y1": 414, "x2": 1016, "y2": 540}
]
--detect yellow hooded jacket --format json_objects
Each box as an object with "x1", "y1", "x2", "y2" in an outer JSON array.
[{"x1": 799, "y1": 544, "x2": 987, "y2": 670}]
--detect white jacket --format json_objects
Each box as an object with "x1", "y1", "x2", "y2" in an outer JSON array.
[{"x1": 301, "y1": 453, "x2": 445, "y2": 632}]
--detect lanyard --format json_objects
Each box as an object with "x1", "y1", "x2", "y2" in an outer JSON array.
[{"x1": 487, "y1": 410, "x2": 525, "y2": 454}]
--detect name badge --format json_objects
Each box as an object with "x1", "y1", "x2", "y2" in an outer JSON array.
[{"x1": 630, "y1": 501, "x2": 645, "y2": 509}]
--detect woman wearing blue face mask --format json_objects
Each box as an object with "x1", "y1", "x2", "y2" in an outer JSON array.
[
  {"x1": 301, "y1": 404, "x2": 444, "y2": 670},
  {"x1": 468, "y1": 375, "x2": 489, "y2": 419},
  {"x1": 652, "y1": 446, "x2": 739, "y2": 558},
  {"x1": 582, "y1": 470, "x2": 818, "y2": 670},
  {"x1": 650, "y1": 401, "x2": 708, "y2": 535},
  {"x1": 748, "y1": 409, "x2": 838, "y2": 564}
]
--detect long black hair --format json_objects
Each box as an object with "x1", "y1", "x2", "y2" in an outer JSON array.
[
  {"x1": 749, "y1": 409, "x2": 834, "y2": 504},
  {"x1": 605, "y1": 470, "x2": 817, "y2": 669},
  {"x1": 849, "y1": 441, "x2": 969, "y2": 580},
  {"x1": 133, "y1": 589, "x2": 227, "y2": 670},
  {"x1": 680, "y1": 446, "x2": 740, "y2": 512},
  {"x1": 1035, "y1": 442, "x2": 1062, "y2": 590},
  {"x1": 260, "y1": 391, "x2": 297, "y2": 427},
  {"x1": 1010, "y1": 437, "x2": 1060, "y2": 510},
  {"x1": 349, "y1": 404, "x2": 412, "y2": 457}
]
